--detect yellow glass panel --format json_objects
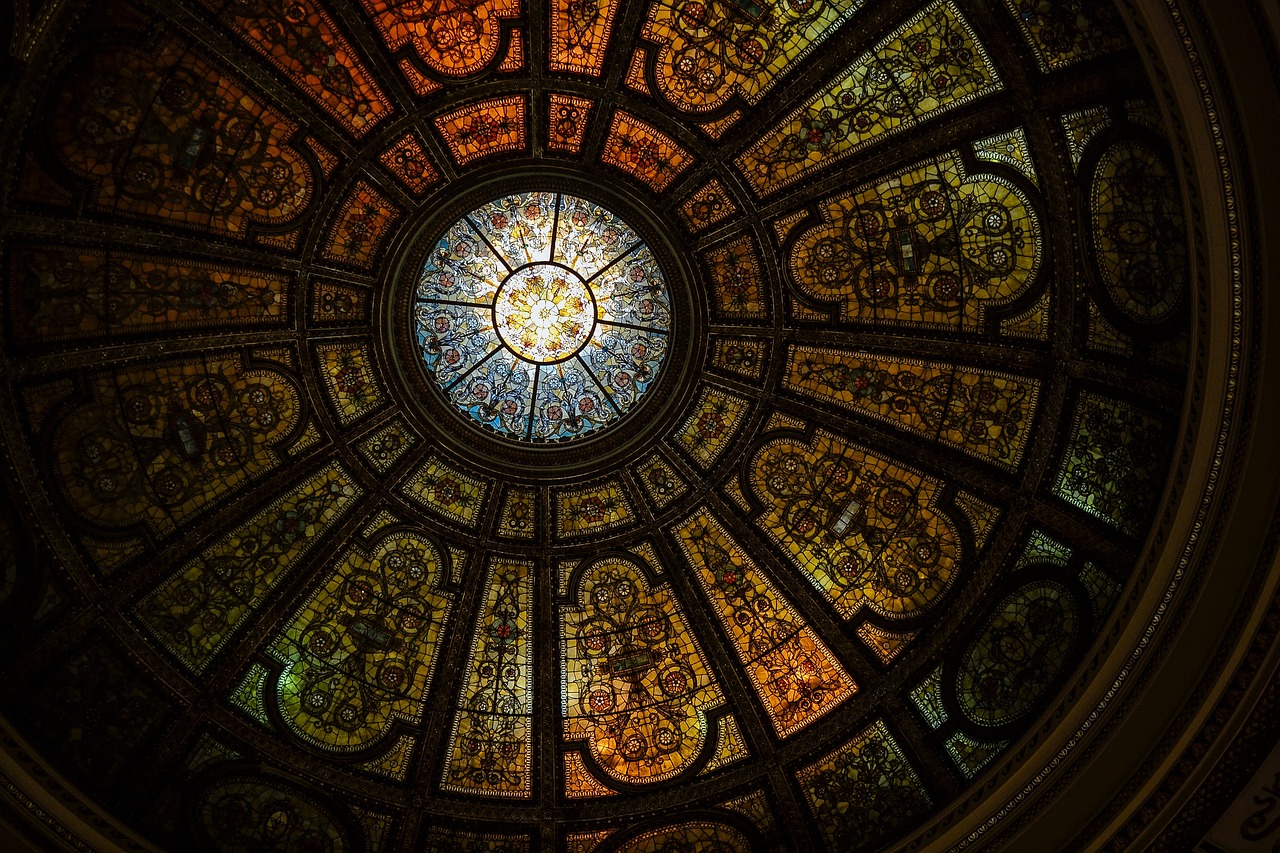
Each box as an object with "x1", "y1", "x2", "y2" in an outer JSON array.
[
  {"x1": 738, "y1": 0, "x2": 1000, "y2": 194},
  {"x1": 200, "y1": 0, "x2": 390, "y2": 136},
  {"x1": 562, "y1": 555, "x2": 724, "y2": 783},
  {"x1": 1001, "y1": 289, "x2": 1052, "y2": 341},
  {"x1": 718, "y1": 789, "x2": 774, "y2": 835},
  {"x1": 306, "y1": 136, "x2": 340, "y2": 176},
  {"x1": 402, "y1": 454, "x2": 488, "y2": 528},
  {"x1": 1061, "y1": 106, "x2": 1111, "y2": 170},
  {"x1": 358, "y1": 734, "x2": 414, "y2": 780},
  {"x1": 972, "y1": 126, "x2": 1039, "y2": 186},
  {"x1": 230, "y1": 663, "x2": 272, "y2": 727},
  {"x1": 673, "y1": 386, "x2": 750, "y2": 469},
  {"x1": 625, "y1": 50, "x2": 651, "y2": 94},
  {"x1": 399, "y1": 57, "x2": 443, "y2": 95},
  {"x1": 674, "y1": 510, "x2": 856, "y2": 737},
  {"x1": 355, "y1": 419, "x2": 417, "y2": 474},
  {"x1": 136, "y1": 464, "x2": 359, "y2": 672},
  {"x1": 317, "y1": 343, "x2": 385, "y2": 426},
  {"x1": 271, "y1": 531, "x2": 454, "y2": 750},
  {"x1": 550, "y1": 0, "x2": 622, "y2": 76},
  {"x1": 359, "y1": 0, "x2": 520, "y2": 78},
  {"x1": 644, "y1": 0, "x2": 862, "y2": 113},
  {"x1": 711, "y1": 338, "x2": 767, "y2": 380},
  {"x1": 748, "y1": 430, "x2": 960, "y2": 619},
  {"x1": 497, "y1": 487, "x2": 537, "y2": 540},
  {"x1": 702, "y1": 714, "x2": 748, "y2": 773},
  {"x1": 784, "y1": 345, "x2": 1039, "y2": 468},
  {"x1": 634, "y1": 453, "x2": 688, "y2": 510},
  {"x1": 51, "y1": 355, "x2": 300, "y2": 533},
  {"x1": 556, "y1": 481, "x2": 634, "y2": 538},
  {"x1": 442, "y1": 557, "x2": 533, "y2": 797},
  {"x1": 700, "y1": 111, "x2": 742, "y2": 140},
  {"x1": 564, "y1": 751, "x2": 617, "y2": 799},
  {"x1": 787, "y1": 155, "x2": 1039, "y2": 330},
  {"x1": 679, "y1": 179, "x2": 738, "y2": 232}
]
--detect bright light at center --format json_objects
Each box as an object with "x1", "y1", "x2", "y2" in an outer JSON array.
[{"x1": 494, "y1": 265, "x2": 595, "y2": 363}]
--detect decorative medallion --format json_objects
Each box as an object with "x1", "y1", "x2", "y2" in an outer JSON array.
[{"x1": 412, "y1": 192, "x2": 672, "y2": 443}]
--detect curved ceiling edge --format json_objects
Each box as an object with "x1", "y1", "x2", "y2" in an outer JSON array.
[{"x1": 896, "y1": 0, "x2": 1280, "y2": 849}]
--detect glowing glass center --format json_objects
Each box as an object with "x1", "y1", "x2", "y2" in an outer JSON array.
[
  {"x1": 493, "y1": 265, "x2": 595, "y2": 363},
  {"x1": 412, "y1": 191, "x2": 671, "y2": 444}
]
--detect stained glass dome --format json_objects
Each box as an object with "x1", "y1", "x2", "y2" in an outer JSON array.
[
  {"x1": 412, "y1": 192, "x2": 671, "y2": 443},
  {"x1": 0, "y1": 0, "x2": 1272, "y2": 851}
]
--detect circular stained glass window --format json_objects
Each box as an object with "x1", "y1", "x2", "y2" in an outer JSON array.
[{"x1": 412, "y1": 192, "x2": 672, "y2": 443}]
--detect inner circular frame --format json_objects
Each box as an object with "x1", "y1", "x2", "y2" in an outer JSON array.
[
  {"x1": 492, "y1": 261, "x2": 597, "y2": 365},
  {"x1": 407, "y1": 187, "x2": 678, "y2": 447},
  {"x1": 382, "y1": 168, "x2": 706, "y2": 476}
]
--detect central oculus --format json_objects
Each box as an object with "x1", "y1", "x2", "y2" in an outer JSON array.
[
  {"x1": 493, "y1": 264, "x2": 595, "y2": 363},
  {"x1": 412, "y1": 191, "x2": 672, "y2": 443}
]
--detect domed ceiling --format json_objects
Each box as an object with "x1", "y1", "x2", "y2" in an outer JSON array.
[{"x1": 0, "y1": 0, "x2": 1193, "y2": 850}]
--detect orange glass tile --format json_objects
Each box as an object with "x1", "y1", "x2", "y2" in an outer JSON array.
[
  {"x1": 679, "y1": 179, "x2": 738, "y2": 232},
  {"x1": 360, "y1": 0, "x2": 520, "y2": 78},
  {"x1": 434, "y1": 95, "x2": 527, "y2": 166},
  {"x1": 305, "y1": 136, "x2": 340, "y2": 177},
  {"x1": 201, "y1": 0, "x2": 390, "y2": 137},
  {"x1": 379, "y1": 132, "x2": 440, "y2": 196},
  {"x1": 857, "y1": 623, "x2": 917, "y2": 664},
  {"x1": 320, "y1": 181, "x2": 401, "y2": 269},
  {"x1": 772, "y1": 210, "x2": 807, "y2": 244},
  {"x1": 550, "y1": 0, "x2": 621, "y2": 77},
  {"x1": 548, "y1": 94, "x2": 594, "y2": 154},
  {"x1": 564, "y1": 752, "x2": 616, "y2": 799},
  {"x1": 674, "y1": 510, "x2": 857, "y2": 738},
  {"x1": 565, "y1": 829, "x2": 616, "y2": 851},
  {"x1": 700, "y1": 111, "x2": 742, "y2": 140},
  {"x1": 257, "y1": 230, "x2": 301, "y2": 251},
  {"x1": 704, "y1": 237, "x2": 767, "y2": 319},
  {"x1": 399, "y1": 58, "x2": 443, "y2": 96},
  {"x1": 624, "y1": 50, "x2": 650, "y2": 94},
  {"x1": 600, "y1": 111, "x2": 692, "y2": 193},
  {"x1": 311, "y1": 279, "x2": 370, "y2": 323},
  {"x1": 499, "y1": 30, "x2": 525, "y2": 72}
]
